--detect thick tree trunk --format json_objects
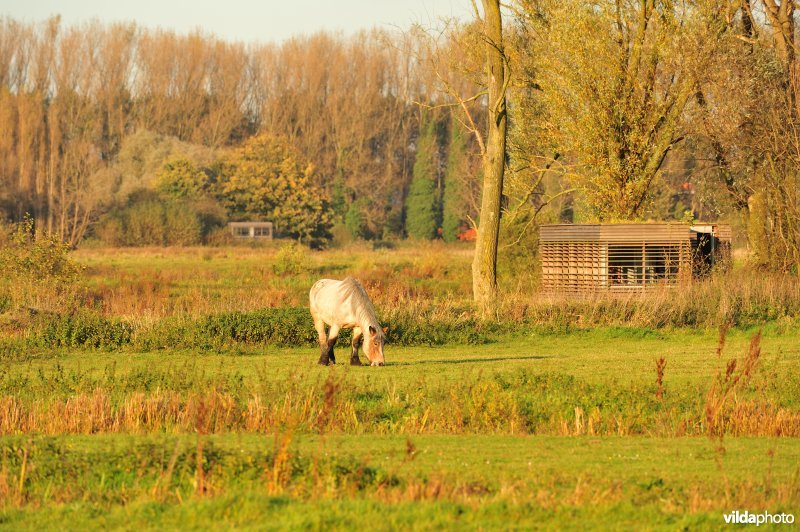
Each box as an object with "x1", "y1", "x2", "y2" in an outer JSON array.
[{"x1": 472, "y1": 0, "x2": 507, "y2": 313}]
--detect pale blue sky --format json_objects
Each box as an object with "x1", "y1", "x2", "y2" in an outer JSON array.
[{"x1": 0, "y1": 0, "x2": 470, "y2": 43}]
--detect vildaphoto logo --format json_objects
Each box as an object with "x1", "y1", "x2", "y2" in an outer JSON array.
[{"x1": 723, "y1": 510, "x2": 795, "y2": 526}]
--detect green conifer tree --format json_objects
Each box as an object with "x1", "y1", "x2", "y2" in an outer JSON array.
[
  {"x1": 442, "y1": 123, "x2": 467, "y2": 242},
  {"x1": 405, "y1": 117, "x2": 438, "y2": 239}
]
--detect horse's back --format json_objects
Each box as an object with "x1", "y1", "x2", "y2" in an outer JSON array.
[
  {"x1": 310, "y1": 278, "x2": 334, "y2": 296},
  {"x1": 310, "y1": 277, "x2": 361, "y2": 298},
  {"x1": 309, "y1": 277, "x2": 374, "y2": 328},
  {"x1": 309, "y1": 278, "x2": 336, "y2": 307}
]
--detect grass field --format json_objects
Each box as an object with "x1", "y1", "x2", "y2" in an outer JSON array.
[
  {"x1": 1, "y1": 244, "x2": 799, "y2": 529},
  {"x1": 1, "y1": 434, "x2": 797, "y2": 529}
]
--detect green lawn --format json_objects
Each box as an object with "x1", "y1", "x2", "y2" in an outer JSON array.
[
  {"x1": 1, "y1": 433, "x2": 797, "y2": 530},
  {"x1": 0, "y1": 328, "x2": 798, "y2": 528},
  {"x1": 2, "y1": 245, "x2": 799, "y2": 528},
  {"x1": 8, "y1": 326, "x2": 800, "y2": 385}
]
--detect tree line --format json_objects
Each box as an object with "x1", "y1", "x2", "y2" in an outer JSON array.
[
  {"x1": 1, "y1": 2, "x2": 799, "y2": 275},
  {"x1": 0, "y1": 17, "x2": 478, "y2": 246}
]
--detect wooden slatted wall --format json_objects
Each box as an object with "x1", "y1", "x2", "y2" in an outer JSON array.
[{"x1": 540, "y1": 224, "x2": 691, "y2": 294}]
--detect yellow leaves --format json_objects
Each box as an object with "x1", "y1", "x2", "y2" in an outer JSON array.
[
  {"x1": 156, "y1": 158, "x2": 209, "y2": 199},
  {"x1": 217, "y1": 134, "x2": 332, "y2": 241},
  {"x1": 520, "y1": 0, "x2": 697, "y2": 221}
]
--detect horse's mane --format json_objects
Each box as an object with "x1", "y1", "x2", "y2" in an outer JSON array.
[{"x1": 341, "y1": 277, "x2": 380, "y2": 329}]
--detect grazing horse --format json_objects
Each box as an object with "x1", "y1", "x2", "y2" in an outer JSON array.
[{"x1": 309, "y1": 277, "x2": 386, "y2": 366}]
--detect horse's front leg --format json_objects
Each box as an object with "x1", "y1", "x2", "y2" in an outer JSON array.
[
  {"x1": 315, "y1": 317, "x2": 331, "y2": 365},
  {"x1": 326, "y1": 324, "x2": 340, "y2": 364},
  {"x1": 350, "y1": 327, "x2": 363, "y2": 366}
]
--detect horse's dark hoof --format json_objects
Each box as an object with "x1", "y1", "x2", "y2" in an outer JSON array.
[{"x1": 350, "y1": 357, "x2": 362, "y2": 366}]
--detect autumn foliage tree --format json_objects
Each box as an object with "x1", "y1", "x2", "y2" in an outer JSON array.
[
  {"x1": 2, "y1": 8, "x2": 799, "y2": 274},
  {"x1": 217, "y1": 135, "x2": 333, "y2": 244},
  {"x1": 0, "y1": 17, "x2": 477, "y2": 247},
  {"x1": 518, "y1": 0, "x2": 713, "y2": 221},
  {"x1": 156, "y1": 159, "x2": 212, "y2": 200}
]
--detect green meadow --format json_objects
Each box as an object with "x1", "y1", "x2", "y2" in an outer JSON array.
[
  {"x1": 1, "y1": 434, "x2": 798, "y2": 530},
  {"x1": 1, "y1": 244, "x2": 799, "y2": 529}
]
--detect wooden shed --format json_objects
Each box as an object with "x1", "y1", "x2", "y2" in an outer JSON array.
[
  {"x1": 539, "y1": 223, "x2": 730, "y2": 294},
  {"x1": 229, "y1": 221, "x2": 273, "y2": 240}
]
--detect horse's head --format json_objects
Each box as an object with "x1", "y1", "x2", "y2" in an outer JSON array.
[{"x1": 364, "y1": 325, "x2": 387, "y2": 366}]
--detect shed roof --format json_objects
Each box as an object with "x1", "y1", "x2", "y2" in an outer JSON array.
[
  {"x1": 228, "y1": 221, "x2": 273, "y2": 228},
  {"x1": 539, "y1": 223, "x2": 690, "y2": 243}
]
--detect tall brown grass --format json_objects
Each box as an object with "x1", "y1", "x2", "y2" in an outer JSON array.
[
  {"x1": 705, "y1": 331, "x2": 764, "y2": 437},
  {"x1": 514, "y1": 270, "x2": 800, "y2": 329},
  {"x1": 1, "y1": 374, "x2": 797, "y2": 437}
]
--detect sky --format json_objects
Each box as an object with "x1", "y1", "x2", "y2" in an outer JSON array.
[{"x1": 0, "y1": 0, "x2": 471, "y2": 44}]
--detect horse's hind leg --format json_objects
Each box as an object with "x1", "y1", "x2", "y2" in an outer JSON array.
[
  {"x1": 350, "y1": 327, "x2": 363, "y2": 366},
  {"x1": 326, "y1": 324, "x2": 340, "y2": 364},
  {"x1": 315, "y1": 317, "x2": 331, "y2": 365}
]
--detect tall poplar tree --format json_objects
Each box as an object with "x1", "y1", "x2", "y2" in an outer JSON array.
[
  {"x1": 405, "y1": 116, "x2": 439, "y2": 239},
  {"x1": 442, "y1": 122, "x2": 468, "y2": 242}
]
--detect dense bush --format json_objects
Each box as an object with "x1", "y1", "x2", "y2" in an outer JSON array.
[
  {"x1": 132, "y1": 307, "x2": 489, "y2": 351},
  {"x1": 387, "y1": 317, "x2": 489, "y2": 346},
  {"x1": 0, "y1": 217, "x2": 84, "y2": 314},
  {"x1": 163, "y1": 202, "x2": 203, "y2": 245},
  {"x1": 272, "y1": 242, "x2": 306, "y2": 275},
  {"x1": 130, "y1": 308, "x2": 316, "y2": 350},
  {"x1": 125, "y1": 197, "x2": 171, "y2": 245},
  {"x1": 13, "y1": 307, "x2": 492, "y2": 352},
  {"x1": 95, "y1": 190, "x2": 220, "y2": 246},
  {"x1": 28, "y1": 313, "x2": 133, "y2": 349}
]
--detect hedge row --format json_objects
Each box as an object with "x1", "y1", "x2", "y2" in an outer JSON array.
[{"x1": 15, "y1": 308, "x2": 491, "y2": 352}]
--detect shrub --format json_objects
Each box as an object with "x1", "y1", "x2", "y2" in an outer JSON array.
[
  {"x1": 95, "y1": 191, "x2": 213, "y2": 247},
  {"x1": 0, "y1": 217, "x2": 84, "y2": 314},
  {"x1": 93, "y1": 215, "x2": 125, "y2": 246},
  {"x1": 272, "y1": 242, "x2": 306, "y2": 275},
  {"x1": 130, "y1": 307, "x2": 491, "y2": 351},
  {"x1": 193, "y1": 198, "x2": 228, "y2": 239},
  {"x1": 204, "y1": 226, "x2": 233, "y2": 246},
  {"x1": 125, "y1": 198, "x2": 166, "y2": 246},
  {"x1": 133, "y1": 308, "x2": 317, "y2": 350},
  {"x1": 29, "y1": 312, "x2": 133, "y2": 349},
  {"x1": 164, "y1": 202, "x2": 202, "y2": 245},
  {"x1": 386, "y1": 316, "x2": 489, "y2": 346}
]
